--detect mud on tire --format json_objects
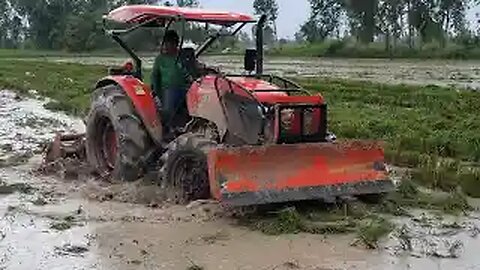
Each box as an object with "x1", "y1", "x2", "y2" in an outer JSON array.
[
  {"x1": 159, "y1": 133, "x2": 216, "y2": 204},
  {"x1": 86, "y1": 84, "x2": 151, "y2": 181}
]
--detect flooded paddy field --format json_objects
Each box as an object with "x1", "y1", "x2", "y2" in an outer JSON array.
[
  {"x1": 41, "y1": 55, "x2": 480, "y2": 90},
  {"x1": 1, "y1": 89, "x2": 480, "y2": 269}
]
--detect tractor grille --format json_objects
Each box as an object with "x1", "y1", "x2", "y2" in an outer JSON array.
[{"x1": 276, "y1": 104, "x2": 327, "y2": 144}]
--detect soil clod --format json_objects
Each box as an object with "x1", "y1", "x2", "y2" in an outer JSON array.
[{"x1": 54, "y1": 244, "x2": 89, "y2": 257}]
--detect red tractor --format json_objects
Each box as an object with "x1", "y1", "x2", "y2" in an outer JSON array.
[{"x1": 70, "y1": 5, "x2": 394, "y2": 206}]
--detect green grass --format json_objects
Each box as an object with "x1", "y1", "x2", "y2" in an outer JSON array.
[
  {"x1": 0, "y1": 49, "x2": 67, "y2": 59},
  {"x1": 238, "y1": 203, "x2": 395, "y2": 248},
  {"x1": 269, "y1": 41, "x2": 480, "y2": 59},
  {"x1": 0, "y1": 59, "x2": 106, "y2": 115},
  {"x1": 301, "y1": 78, "x2": 480, "y2": 165},
  {"x1": 49, "y1": 220, "x2": 73, "y2": 231},
  {"x1": 356, "y1": 216, "x2": 394, "y2": 249},
  {"x1": 240, "y1": 204, "x2": 369, "y2": 235},
  {"x1": 382, "y1": 179, "x2": 472, "y2": 215}
]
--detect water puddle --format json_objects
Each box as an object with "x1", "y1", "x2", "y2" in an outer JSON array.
[{"x1": 0, "y1": 90, "x2": 84, "y2": 167}]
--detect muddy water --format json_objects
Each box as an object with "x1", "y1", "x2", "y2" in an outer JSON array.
[
  {"x1": 44, "y1": 55, "x2": 480, "y2": 90},
  {"x1": 1, "y1": 91, "x2": 480, "y2": 270},
  {"x1": 0, "y1": 91, "x2": 84, "y2": 164}
]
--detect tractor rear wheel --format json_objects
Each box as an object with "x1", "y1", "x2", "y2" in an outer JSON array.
[
  {"x1": 159, "y1": 133, "x2": 216, "y2": 204},
  {"x1": 86, "y1": 85, "x2": 151, "y2": 181}
]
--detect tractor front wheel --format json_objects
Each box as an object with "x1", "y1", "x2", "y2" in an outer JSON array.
[
  {"x1": 86, "y1": 85, "x2": 151, "y2": 181},
  {"x1": 159, "y1": 133, "x2": 216, "y2": 204}
]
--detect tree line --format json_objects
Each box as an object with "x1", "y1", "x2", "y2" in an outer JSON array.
[
  {"x1": 0, "y1": 0, "x2": 478, "y2": 54},
  {"x1": 297, "y1": 0, "x2": 479, "y2": 50}
]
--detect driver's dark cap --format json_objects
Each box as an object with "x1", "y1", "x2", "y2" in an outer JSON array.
[{"x1": 164, "y1": 30, "x2": 179, "y2": 45}]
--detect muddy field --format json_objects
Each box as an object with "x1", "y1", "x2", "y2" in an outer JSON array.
[
  {"x1": 42, "y1": 55, "x2": 480, "y2": 90},
  {"x1": 1, "y1": 89, "x2": 480, "y2": 269}
]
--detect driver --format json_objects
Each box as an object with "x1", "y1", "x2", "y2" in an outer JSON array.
[{"x1": 151, "y1": 30, "x2": 189, "y2": 123}]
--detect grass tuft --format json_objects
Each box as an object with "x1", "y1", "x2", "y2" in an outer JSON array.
[
  {"x1": 355, "y1": 216, "x2": 394, "y2": 249},
  {"x1": 383, "y1": 179, "x2": 472, "y2": 215}
]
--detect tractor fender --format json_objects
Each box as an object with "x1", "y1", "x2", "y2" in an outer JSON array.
[
  {"x1": 95, "y1": 76, "x2": 163, "y2": 145},
  {"x1": 186, "y1": 76, "x2": 228, "y2": 139}
]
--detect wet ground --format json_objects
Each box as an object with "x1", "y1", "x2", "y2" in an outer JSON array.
[
  {"x1": 1, "y1": 90, "x2": 480, "y2": 270},
  {"x1": 43, "y1": 55, "x2": 480, "y2": 90}
]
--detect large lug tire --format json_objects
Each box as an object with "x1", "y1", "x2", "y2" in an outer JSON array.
[
  {"x1": 86, "y1": 84, "x2": 151, "y2": 181},
  {"x1": 159, "y1": 133, "x2": 216, "y2": 204}
]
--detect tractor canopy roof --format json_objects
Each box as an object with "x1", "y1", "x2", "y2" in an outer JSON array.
[{"x1": 105, "y1": 5, "x2": 256, "y2": 26}]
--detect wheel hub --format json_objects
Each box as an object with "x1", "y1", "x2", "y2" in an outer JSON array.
[{"x1": 100, "y1": 119, "x2": 117, "y2": 169}]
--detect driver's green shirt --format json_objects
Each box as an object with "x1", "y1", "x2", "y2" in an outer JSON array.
[{"x1": 150, "y1": 54, "x2": 189, "y2": 97}]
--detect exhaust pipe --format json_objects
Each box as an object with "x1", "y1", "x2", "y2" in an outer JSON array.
[{"x1": 256, "y1": 14, "x2": 267, "y2": 76}]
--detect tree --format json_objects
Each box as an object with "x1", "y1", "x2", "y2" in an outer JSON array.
[
  {"x1": 8, "y1": 16, "x2": 23, "y2": 48},
  {"x1": 253, "y1": 0, "x2": 279, "y2": 43},
  {"x1": 343, "y1": 0, "x2": 379, "y2": 43},
  {"x1": 377, "y1": 0, "x2": 405, "y2": 50},
  {"x1": 7, "y1": 0, "x2": 162, "y2": 50},
  {"x1": 253, "y1": 0, "x2": 279, "y2": 23},
  {"x1": 407, "y1": 0, "x2": 446, "y2": 44},
  {"x1": 300, "y1": 0, "x2": 343, "y2": 42},
  {"x1": 0, "y1": 1, "x2": 10, "y2": 48},
  {"x1": 449, "y1": 0, "x2": 468, "y2": 37}
]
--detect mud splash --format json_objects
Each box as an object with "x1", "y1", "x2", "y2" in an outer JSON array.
[{"x1": 1, "y1": 90, "x2": 480, "y2": 270}]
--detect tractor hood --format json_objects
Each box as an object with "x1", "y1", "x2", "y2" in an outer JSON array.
[
  {"x1": 226, "y1": 76, "x2": 324, "y2": 104},
  {"x1": 226, "y1": 76, "x2": 280, "y2": 92}
]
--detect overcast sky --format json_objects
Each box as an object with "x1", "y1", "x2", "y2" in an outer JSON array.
[{"x1": 200, "y1": 0, "x2": 479, "y2": 38}]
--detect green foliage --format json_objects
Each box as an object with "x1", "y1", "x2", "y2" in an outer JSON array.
[
  {"x1": 441, "y1": 190, "x2": 472, "y2": 214},
  {"x1": 459, "y1": 168, "x2": 480, "y2": 198},
  {"x1": 1, "y1": 0, "x2": 477, "y2": 56},
  {"x1": 295, "y1": 0, "x2": 477, "y2": 52},
  {"x1": 270, "y1": 39, "x2": 480, "y2": 59},
  {"x1": 412, "y1": 156, "x2": 480, "y2": 197},
  {"x1": 253, "y1": 0, "x2": 279, "y2": 22},
  {"x1": 356, "y1": 216, "x2": 394, "y2": 249},
  {"x1": 384, "y1": 179, "x2": 472, "y2": 215},
  {"x1": 412, "y1": 156, "x2": 460, "y2": 191},
  {"x1": 299, "y1": 0, "x2": 343, "y2": 42},
  {"x1": 251, "y1": 207, "x2": 305, "y2": 235},
  {"x1": 343, "y1": 0, "x2": 378, "y2": 43},
  {"x1": 0, "y1": 59, "x2": 105, "y2": 115},
  {"x1": 239, "y1": 203, "x2": 394, "y2": 249},
  {"x1": 176, "y1": 0, "x2": 199, "y2": 7}
]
